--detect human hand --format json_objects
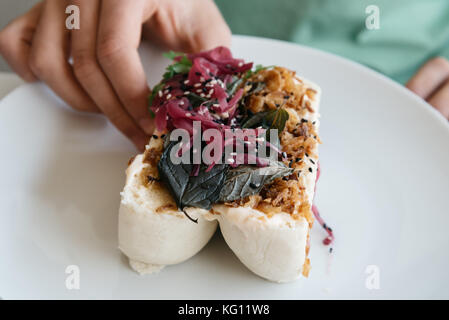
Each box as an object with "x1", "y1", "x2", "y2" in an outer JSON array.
[
  {"x1": 0, "y1": 0, "x2": 231, "y2": 150},
  {"x1": 406, "y1": 57, "x2": 449, "y2": 120}
]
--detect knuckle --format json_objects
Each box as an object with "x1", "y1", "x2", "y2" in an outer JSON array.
[
  {"x1": 96, "y1": 36, "x2": 126, "y2": 65},
  {"x1": 73, "y1": 50, "x2": 98, "y2": 81},
  {"x1": 431, "y1": 57, "x2": 449, "y2": 71}
]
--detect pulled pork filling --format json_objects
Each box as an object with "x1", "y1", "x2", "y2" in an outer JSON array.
[
  {"x1": 227, "y1": 67, "x2": 320, "y2": 227},
  {"x1": 138, "y1": 50, "x2": 330, "y2": 277}
]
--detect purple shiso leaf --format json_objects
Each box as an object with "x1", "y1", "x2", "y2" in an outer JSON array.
[
  {"x1": 187, "y1": 47, "x2": 253, "y2": 75},
  {"x1": 226, "y1": 88, "x2": 244, "y2": 118},
  {"x1": 152, "y1": 46, "x2": 271, "y2": 172},
  {"x1": 155, "y1": 105, "x2": 167, "y2": 131},
  {"x1": 188, "y1": 57, "x2": 219, "y2": 83},
  {"x1": 191, "y1": 164, "x2": 200, "y2": 176}
]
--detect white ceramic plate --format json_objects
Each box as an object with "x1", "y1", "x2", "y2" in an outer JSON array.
[{"x1": 1, "y1": 35, "x2": 448, "y2": 300}]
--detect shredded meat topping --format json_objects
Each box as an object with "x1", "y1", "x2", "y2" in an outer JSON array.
[{"x1": 232, "y1": 67, "x2": 320, "y2": 223}]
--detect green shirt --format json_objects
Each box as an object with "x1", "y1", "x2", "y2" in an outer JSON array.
[{"x1": 216, "y1": 0, "x2": 449, "y2": 84}]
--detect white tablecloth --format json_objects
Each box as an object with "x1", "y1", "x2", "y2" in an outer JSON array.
[{"x1": 0, "y1": 72, "x2": 24, "y2": 100}]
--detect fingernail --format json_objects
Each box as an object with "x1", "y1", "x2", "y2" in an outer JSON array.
[{"x1": 139, "y1": 118, "x2": 155, "y2": 135}]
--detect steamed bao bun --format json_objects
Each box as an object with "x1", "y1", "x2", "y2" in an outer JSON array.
[
  {"x1": 118, "y1": 74, "x2": 320, "y2": 282},
  {"x1": 118, "y1": 124, "x2": 313, "y2": 283},
  {"x1": 118, "y1": 136, "x2": 218, "y2": 275},
  {"x1": 119, "y1": 152, "x2": 310, "y2": 282}
]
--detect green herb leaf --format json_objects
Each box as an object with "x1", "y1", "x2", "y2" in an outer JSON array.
[
  {"x1": 241, "y1": 111, "x2": 269, "y2": 129},
  {"x1": 265, "y1": 107, "x2": 289, "y2": 133},
  {"x1": 226, "y1": 77, "x2": 243, "y2": 96},
  {"x1": 157, "y1": 141, "x2": 228, "y2": 210},
  {"x1": 163, "y1": 51, "x2": 185, "y2": 60},
  {"x1": 242, "y1": 108, "x2": 289, "y2": 134},
  {"x1": 219, "y1": 161, "x2": 293, "y2": 202},
  {"x1": 244, "y1": 64, "x2": 274, "y2": 80},
  {"x1": 163, "y1": 55, "x2": 193, "y2": 80},
  {"x1": 186, "y1": 92, "x2": 208, "y2": 108}
]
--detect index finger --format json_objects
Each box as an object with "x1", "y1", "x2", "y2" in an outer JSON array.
[{"x1": 96, "y1": 0, "x2": 158, "y2": 135}]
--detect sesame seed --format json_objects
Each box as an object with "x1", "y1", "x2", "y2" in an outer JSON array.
[
  {"x1": 152, "y1": 135, "x2": 158, "y2": 139},
  {"x1": 295, "y1": 158, "x2": 301, "y2": 162},
  {"x1": 184, "y1": 80, "x2": 190, "y2": 84},
  {"x1": 184, "y1": 91, "x2": 190, "y2": 95},
  {"x1": 158, "y1": 91, "x2": 162, "y2": 97},
  {"x1": 166, "y1": 94, "x2": 172, "y2": 99},
  {"x1": 249, "y1": 182, "x2": 259, "y2": 188},
  {"x1": 308, "y1": 167, "x2": 313, "y2": 173},
  {"x1": 310, "y1": 159, "x2": 315, "y2": 164},
  {"x1": 194, "y1": 83, "x2": 201, "y2": 87}
]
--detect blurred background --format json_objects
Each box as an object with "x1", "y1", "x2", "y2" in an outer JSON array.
[
  {"x1": 0, "y1": 0, "x2": 39, "y2": 72},
  {"x1": 2, "y1": 0, "x2": 449, "y2": 85}
]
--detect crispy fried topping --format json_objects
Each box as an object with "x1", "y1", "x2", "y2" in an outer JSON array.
[{"x1": 235, "y1": 67, "x2": 320, "y2": 222}]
